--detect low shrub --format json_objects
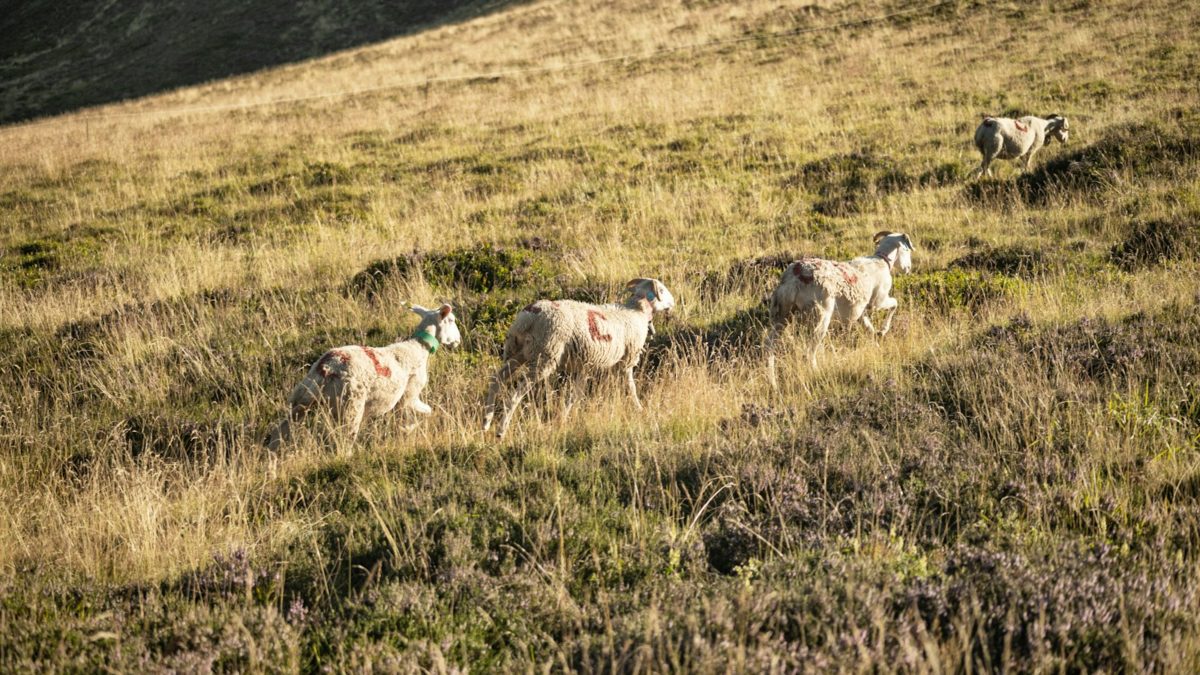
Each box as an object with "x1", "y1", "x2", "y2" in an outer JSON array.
[
  {"x1": 896, "y1": 269, "x2": 1023, "y2": 311},
  {"x1": 949, "y1": 244, "x2": 1050, "y2": 278},
  {"x1": 350, "y1": 244, "x2": 560, "y2": 298},
  {"x1": 1109, "y1": 216, "x2": 1200, "y2": 270},
  {"x1": 785, "y1": 150, "x2": 916, "y2": 216},
  {"x1": 697, "y1": 252, "x2": 797, "y2": 301}
]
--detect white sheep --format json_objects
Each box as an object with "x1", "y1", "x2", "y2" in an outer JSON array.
[
  {"x1": 765, "y1": 232, "x2": 914, "y2": 387},
  {"x1": 265, "y1": 304, "x2": 462, "y2": 450},
  {"x1": 971, "y1": 114, "x2": 1070, "y2": 178},
  {"x1": 481, "y1": 278, "x2": 676, "y2": 439}
]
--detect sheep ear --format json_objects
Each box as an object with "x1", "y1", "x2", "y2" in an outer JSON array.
[
  {"x1": 901, "y1": 234, "x2": 915, "y2": 251},
  {"x1": 438, "y1": 304, "x2": 452, "y2": 319},
  {"x1": 651, "y1": 280, "x2": 669, "y2": 303},
  {"x1": 625, "y1": 278, "x2": 647, "y2": 289},
  {"x1": 410, "y1": 304, "x2": 430, "y2": 316},
  {"x1": 873, "y1": 230, "x2": 893, "y2": 244}
]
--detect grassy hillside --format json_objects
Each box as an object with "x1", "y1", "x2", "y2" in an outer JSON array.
[
  {"x1": 0, "y1": 0, "x2": 513, "y2": 123},
  {"x1": 2, "y1": 0, "x2": 1200, "y2": 670}
]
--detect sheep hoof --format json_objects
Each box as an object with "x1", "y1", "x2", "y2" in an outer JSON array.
[{"x1": 411, "y1": 400, "x2": 433, "y2": 415}]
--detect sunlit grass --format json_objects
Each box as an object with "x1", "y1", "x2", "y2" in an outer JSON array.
[{"x1": 1, "y1": 0, "x2": 1199, "y2": 670}]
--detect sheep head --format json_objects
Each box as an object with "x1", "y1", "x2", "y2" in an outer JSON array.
[
  {"x1": 873, "y1": 231, "x2": 915, "y2": 273},
  {"x1": 410, "y1": 303, "x2": 462, "y2": 349},
  {"x1": 1046, "y1": 114, "x2": 1069, "y2": 145},
  {"x1": 625, "y1": 278, "x2": 676, "y2": 314}
]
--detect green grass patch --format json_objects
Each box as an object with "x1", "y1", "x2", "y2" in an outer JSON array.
[{"x1": 897, "y1": 268, "x2": 1024, "y2": 311}]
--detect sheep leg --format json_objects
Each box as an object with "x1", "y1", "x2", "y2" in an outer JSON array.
[
  {"x1": 265, "y1": 409, "x2": 301, "y2": 451},
  {"x1": 411, "y1": 399, "x2": 432, "y2": 415},
  {"x1": 858, "y1": 312, "x2": 880, "y2": 337},
  {"x1": 809, "y1": 301, "x2": 836, "y2": 368},
  {"x1": 496, "y1": 356, "x2": 559, "y2": 440},
  {"x1": 625, "y1": 367, "x2": 643, "y2": 411},
  {"x1": 343, "y1": 398, "x2": 367, "y2": 443},
  {"x1": 266, "y1": 379, "x2": 321, "y2": 450},
  {"x1": 562, "y1": 376, "x2": 587, "y2": 420},
  {"x1": 877, "y1": 297, "x2": 899, "y2": 336},
  {"x1": 970, "y1": 155, "x2": 992, "y2": 180},
  {"x1": 482, "y1": 360, "x2": 520, "y2": 432},
  {"x1": 765, "y1": 300, "x2": 791, "y2": 391}
]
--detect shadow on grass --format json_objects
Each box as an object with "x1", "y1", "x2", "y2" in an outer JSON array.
[{"x1": 1, "y1": 0, "x2": 528, "y2": 124}]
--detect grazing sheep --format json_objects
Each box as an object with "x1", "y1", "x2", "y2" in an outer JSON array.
[
  {"x1": 481, "y1": 278, "x2": 675, "y2": 439},
  {"x1": 765, "y1": 232, "x2": 914, "y2": 387},
  {"x1": 971, "y1": 114, "x2": 1070, "y2": 178},
  {"x1": 265, "y1": 304, "x2": 461, "y2": 451}
]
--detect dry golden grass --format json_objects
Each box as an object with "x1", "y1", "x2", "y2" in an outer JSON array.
[{"x1": 2, "y1": 0, "x2": 1200, "y2": 670}]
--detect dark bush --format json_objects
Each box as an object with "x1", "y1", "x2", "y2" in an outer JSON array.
[
  {"x1": 786, "y1": 151, "x2": 916, "y2": 216},
  {"x1": 949, "y1": 244, "x2": 1049, "y2": 278},
  {"x1": 698, "y1": 252, "x2": 797, "y2": 301},
  {"x1": 350, "y1": 244, "x2": 560, "y2": 297},
  {"x1": 303, "y1": 161, "x2": 353, "y2": 187},
  {"x1": 982, "y1": 300, "x2": 1200, "y2": 383},
  {"x1": 703, "y1": 505, "x2": 760, "y2": 574},
  {"x1": 1109, "y1": 216, "x2": 1200, "y2": 270},
  {"x1": 960, "y1": 176, "x2": 1025, "y2": 206}
]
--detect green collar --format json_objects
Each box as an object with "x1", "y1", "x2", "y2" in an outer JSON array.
[{"x1": 413, "y1": 330, "x2": 439, "y2": 354}]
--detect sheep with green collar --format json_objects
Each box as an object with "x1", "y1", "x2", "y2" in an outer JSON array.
[
  {"x1": 482, "y1": 278, "x2": 675, "y2": 439},
  {"x1": 766, "y1": 232, "x2": 914, "y2": 388},
  {"x1": 265, "y1": 304, "x2": 461, "y2": 450}
]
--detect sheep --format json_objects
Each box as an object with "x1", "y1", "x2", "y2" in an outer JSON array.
[
  {"x1": 765, "y1": 232, "x2": 914, "y2": 388},
  {"x1": 265, "y1": 304, "x2": 462, "y2": 451},
  {"x1": 481, "y1": 278, "x2": 676, "y2": 439},
  {"x1": 971, "y1": 114, "x2": 1070, "y2": 178}
]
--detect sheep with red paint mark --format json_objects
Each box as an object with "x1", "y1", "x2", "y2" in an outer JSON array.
[
  {"x1": 971, "y1": 114, "x2": 1070, "y2": 178},
  {"x1": 766, "y1": 232, "x2": 914, "y2": 387},
  {"x1": 265, "y1": 304, "x2": 462, "y2": 451},
  {"x1": 482, "y1": 278, "x2": 675, "y2": 439}
]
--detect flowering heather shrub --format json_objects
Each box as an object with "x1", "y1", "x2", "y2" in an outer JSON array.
[{"x1": 983, "y1": 300, "x2": 1200, "y2": 383}]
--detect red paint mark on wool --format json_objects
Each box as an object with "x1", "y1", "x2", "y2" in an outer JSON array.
[
  {"x1": 1013, "y1": 120, "x2": 1029, "y2": 133},
  {"x1": 317, "y1": 350, "x2": 350, "y2": 378},
  {"x1": 361, "y1": 346, "x2": 392, "y2": 377},
  {"x1": 836, "y1": 263, "x2": 858, "y2": 285},
  {"x1": 587, "y1": 310, "x2": 612, "y2": 342}
]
